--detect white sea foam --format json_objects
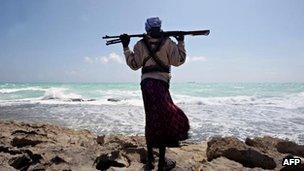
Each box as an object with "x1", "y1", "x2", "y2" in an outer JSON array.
[
  {"x1": 98, "y1": 89, "x2": 141, "y2": 99},
  {"x1": 0, "y1": 87, "x2": 46, "y2": 93},
  {"x1": 269, "y1": 91, "x2": 304, "y2": 109},
  {"x1": 1, "y1": 89, "x2": 304, "y2": 110},
  {"x1": 174, "y1": 92, "x2": 304, "y2": 109},
  {"x1": 41, "y1": 88, "x2": 82, "y2": 101}
]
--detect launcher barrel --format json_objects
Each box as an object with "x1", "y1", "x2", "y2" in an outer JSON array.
[{"x1": 103, "y1": 30, "x2": 210, "y2": 45}]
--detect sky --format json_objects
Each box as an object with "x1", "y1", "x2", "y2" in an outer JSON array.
[{"x1": 0, "y1": 0, "x2": 304, "y2": 83}]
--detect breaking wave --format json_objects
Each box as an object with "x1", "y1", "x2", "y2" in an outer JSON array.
[
  {"x1": 41, "y1": 88, "x2": 82, "y2": 101},
  {"x1": 1, "y1": 84, "x2": 304, "y2": 109},
  {"x1": 174, "y1": 91, "x2": 304, "y2": 109},
  {"x1": 0, "y1": 87, "x2": 46, "y2": 94}
]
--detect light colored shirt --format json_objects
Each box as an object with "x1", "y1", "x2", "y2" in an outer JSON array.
[{"x1": 123, "y1": 36, "x2": 186, "y2": 83}]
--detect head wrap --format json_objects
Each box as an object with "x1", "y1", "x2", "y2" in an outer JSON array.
[{"x1": 145, "y1": 17, "x2": 162, "y2": 32}]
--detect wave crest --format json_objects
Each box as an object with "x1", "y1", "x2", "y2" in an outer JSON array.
[
  {"x1": 41, "y1": 88, "x2": 83, "y2": 101},
  {"x1": 175, "y1": 92, "x2": 304, "y2": 109},
  {"x1": 0, "y1": 87, "x2": 45, "y2": 94}
]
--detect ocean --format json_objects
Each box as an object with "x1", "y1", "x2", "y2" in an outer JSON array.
[{"x1": 0, "y1": 82, "x2": 303, "y2": 144}]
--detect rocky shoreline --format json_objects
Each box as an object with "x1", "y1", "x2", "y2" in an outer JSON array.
[{"x1": 0, "y1": 121, "x2": 303, "y2": 171}]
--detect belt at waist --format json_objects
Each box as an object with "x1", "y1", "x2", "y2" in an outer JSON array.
[{"x1": 142, "y1": 65, "x2": 170, "y2": 74}]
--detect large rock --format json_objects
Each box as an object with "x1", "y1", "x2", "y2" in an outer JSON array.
[
  {"x1": 245, "y1": 136, "x2": 288, "y2": 163},
  {"x1": 207, "y1": 137, "x2": 276, "y2": 169},
  {"x1": 107, "y1": 98, "x2": 121, "y2": 102},
  {"x1": 245, "y1": 136, "x2": 282, "y2": 153},
  {"x1": 276, "y1": 141, "x2": 304, "y2": 157},
  {"x1": 246, "y1": 136, "x2": 304, "y2": 170},
  {"x1": 94, "y1": 150, "x2": 128, "y2": 170}
]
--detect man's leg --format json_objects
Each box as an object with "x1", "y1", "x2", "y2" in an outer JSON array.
[
  {"x1": 158, "y1": 145, "x2": 166, "y2": 169},
  {"x1": 158, "y1": 145, "x2": 176, "y2": 170},
  {"x1": 147, "y1": 144, "x2": 154, "y2": 161},
  {"x1": 146, "y1": 144, "x2": 154, "y2": 170}
]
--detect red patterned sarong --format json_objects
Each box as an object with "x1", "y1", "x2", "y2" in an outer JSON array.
[{"x1": 141, "y1": 78, "x2": 189, "y2": 148}]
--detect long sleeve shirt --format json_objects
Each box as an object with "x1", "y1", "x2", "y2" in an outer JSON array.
[{"x1": 123, "y1": 37, "x2": 186, "y2": 83}]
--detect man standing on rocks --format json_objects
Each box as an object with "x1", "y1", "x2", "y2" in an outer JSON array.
[{"x1": 120, "y1": 17, "x2": 190, "y2": 170}]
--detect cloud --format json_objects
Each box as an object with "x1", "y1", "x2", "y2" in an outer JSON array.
[
  {"x1": 84, "y1": 56, "x2": 94, "y2": 64},
  {"x1": 187, "y1": 56, "x2": 207, "y2": 62},
  {"x1": 64, "y1": 69, "x2": 79, "y2": 76},
  {"x1": 85, "y1": 53, "x2": 206, "y2": 65},
  {"x1": 100, "y1": 53, "x2": 123, "y2": 64},
  {"x1": 84, "y1": 52, "x2": 123, "y2": 64}
]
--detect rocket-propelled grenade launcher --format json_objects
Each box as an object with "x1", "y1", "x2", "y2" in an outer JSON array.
[{"x1": 103, "y1": 30, "x2": 210, "y2": 46}]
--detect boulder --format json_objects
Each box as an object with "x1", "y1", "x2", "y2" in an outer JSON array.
[
  {"x1": 276, "y1": 141, "x2": 304, "y2": 157},
  {"x1": 94, "y1": 150, "x2": 128, "y2": 170},
  {"x1": 207, "y1": 137, "x2": 276, "y2": 169},
  {"x1": 107, "y1": 98, "x2": 121, "y2": 102}
]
